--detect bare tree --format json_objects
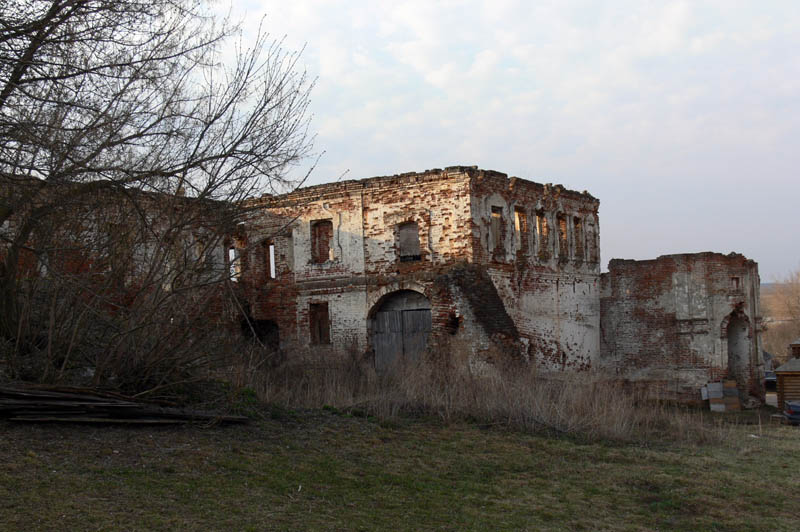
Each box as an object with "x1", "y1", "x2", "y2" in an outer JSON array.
[
  {"x1": 0, "y1": 0, "x2": 313, "y2": 394},
  {"x1": 762, "y1": 268, "x2": 800, "y2": 363}
]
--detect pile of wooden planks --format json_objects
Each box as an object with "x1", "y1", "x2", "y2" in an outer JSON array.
[
  {"x1": 0, "y1": 386, "x2": 248, "y2": 424},
  {"x1": 702, "y1": 380, "x2": 741, "y2": 412}
]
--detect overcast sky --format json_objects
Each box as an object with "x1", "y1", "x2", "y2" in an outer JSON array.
[{"x1": 224, "y1": 1, "x2": 799, "y2": 279}]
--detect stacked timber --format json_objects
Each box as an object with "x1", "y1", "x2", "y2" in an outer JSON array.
[
  {"x1": 0, "y1": 386, "x2": 248, "y2": 424},
  {"x1": 704, "y1": 380, "x2": 741, "y2": 412}
]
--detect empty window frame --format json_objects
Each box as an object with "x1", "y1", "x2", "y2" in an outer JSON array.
[
  {"x1": 309, "y1": 302, "x2": 331, "y2": 345},
  {"x1": 262, "y1": 240, "x2": 276, "y2": 279},
  {"x1": 573, "y1": 217, "x2": 583, "y2": 260},
  {"x1": 514, "y1": 207, "x2": 528, "y2": 252},
  {"x1": 731, "y1": 276, "x2": 741, "y2": 291},
  {"x1": 398, "y1": 221, "x2": 421, "y2": 262},
  {"x1": 556, "y1": 213, "x2": 568, "y2": 259},
  {"x1": 491, "y1": 206, "x2": 503, "y2": 252},
  {"x1": 227, "y1": 246, "x2": 240, "y2": 280},
  {"x1": 194, "y1": 235, "x2": 219, "y2": 271},
  {"x1": 311, "y1": 219, "x2": 333, "y2": 263},
  {"x1": 536, "y1": 211, "x2": 550, "y2": 260}
]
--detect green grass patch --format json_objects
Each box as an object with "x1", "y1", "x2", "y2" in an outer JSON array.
[{"x1": 1, "y1": 413, "x2": 798, "y2": 531}]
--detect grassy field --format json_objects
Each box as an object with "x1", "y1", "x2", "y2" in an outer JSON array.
[{"x1": 1, "y1": 409, "x2": 798, "y2": 531}]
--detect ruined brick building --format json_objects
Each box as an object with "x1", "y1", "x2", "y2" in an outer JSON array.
[
  {"x1": 233, "y1": 166, "x2": 765, "y2": 404},
  {"x1": 600, "y1": 253, "x2": 763, "y2": 404}
]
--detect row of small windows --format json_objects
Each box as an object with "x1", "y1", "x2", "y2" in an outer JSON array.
[
  {"x1": 229, "y1": 217, "x2": 417, "y2": 281},
  {"x1": 310, "y1": 218, "x2": 421, "y2": 264},
  {"x1": 227, "y1": 240, "x2": 275, "y2": 281},
  {"x1": 233, "y1": 207, "x2": 596, "y2": 281},
  {"x1": 226, "y1": 219, "x2": 332, "y2": 283},
  {"x1": 493, "y1": 206, "x2": 598, "y2": 263}
]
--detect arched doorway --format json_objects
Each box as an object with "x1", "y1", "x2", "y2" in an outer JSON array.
[
  {"x1": 727, "y1": 312, "x2": 750, "y2": 388},
  {"x1": 370, "y1": 290, "x2": 432, "y2": 372}
]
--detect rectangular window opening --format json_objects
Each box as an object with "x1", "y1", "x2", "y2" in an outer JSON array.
[
  {"x1": 491, "y1": 206, "x2": 503, "y2": 252},
  {"x1": 311, "y1": 219, "x2": 334, "y2": 263},
  {"x1": 557, "y1": 214, "x2": 568, "y2": 259},
  {"x1": 514, "y1": 207, "x2": 528, "y2": 252},
  {"x1": 731, "y1": 276, "x2": 741, "y2": 291},
  {"x1": 398, "y1": 221, "x2": 421, "y2": 262},
  {"x1": 263, "y1": 241, "x2": 276, "y2": 279},
  {"x1": 309, "y1": 302, "x2": 331, "y2": 345},
  {"x1": 536, "y1": 211, "x2": 550, "y2": 260},
  {"x1": 227, "y1": 246, "x2": 240, "y2": 281}
]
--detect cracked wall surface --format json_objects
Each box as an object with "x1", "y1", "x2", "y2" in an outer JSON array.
[
  {"x1": 234, "y1": 166, "x2": 763, "y2": 404},
  {"x1": 237, "y1": 166, "x2": 599, "y2": 367},
  {"x1": 599, "y1": 253, "x2": 764, "y2": 404}
]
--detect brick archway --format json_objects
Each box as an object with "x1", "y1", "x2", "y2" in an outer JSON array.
[{"x1": 368, "y1": 289, "x2": 431, "y2": 373}]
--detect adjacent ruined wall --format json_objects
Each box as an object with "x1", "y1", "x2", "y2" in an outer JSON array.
[
  {"x1": 468, "y1": 171, "x2": 601, "y2": 369},
  {"x1": 599, "y1": 253, "x2": 764, "y2": 404},
  {"x1": 237, "y1": 166, "x2": 765, "y2": 406}
]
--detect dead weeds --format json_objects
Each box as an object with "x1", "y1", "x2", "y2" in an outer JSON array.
[{"x1": 1, "y1": 410, "x2": 799, "y2": 531}]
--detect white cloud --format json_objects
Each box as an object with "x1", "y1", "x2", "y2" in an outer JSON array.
[{"x1": 215, "y1": 0, "x2": 800, "y2": 277}]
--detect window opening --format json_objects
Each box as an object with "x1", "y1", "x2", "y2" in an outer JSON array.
[
  {"x1": 514, "y1": 207, "x2": 528, "y2": 252},
  {"x1": 227, "y1": 246, "x2": 240, "y2": 281},
  {"x1": 263, "y1": 240, "x2": 276, "y2": 279},
  {"x1": 536, "y1": 211, "x2": 550, "y2": 261},
  {"x1": 398, "y1": 221, "x2": 421, "y2": 262},
  {"x1": 309, "y1": 302, "x2": 331, "y2": 345},
  {"x1": 557, "y1": 213, "x2": 568, "y2": 259},
  {"x1": 491, "y1": 206, "x2": 503, "y2": 252},
  {"x1": 731, "y1": 276, "x2": 741, "y2": 291},
  {"x1": 311, "y1": 220, "x2": 333, "y2": 263}
]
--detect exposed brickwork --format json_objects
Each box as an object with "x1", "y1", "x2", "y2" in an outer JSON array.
[
  {"x1": 599, "y1": 253, "x2": 764, "y2": 404},
  {"x1": 467, "y1": 171, "x2": 601, "y2": 369},
  {"x1": 432, "y1": 262, "x2": 521, "y2": 357},
  {"x1": 236, "y1": 167, "x2": 600, "y2": 367},
  {"x1": 233, "y1": 167, "x2": 763, "y2": 406}
]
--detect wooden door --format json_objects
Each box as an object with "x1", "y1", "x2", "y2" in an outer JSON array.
[
  {"x1": 372, "y1": 299, "x2": 431, "y2": 372},
  {"x1": 373, "y1": 310, "x2": 404, "y2": 373}
]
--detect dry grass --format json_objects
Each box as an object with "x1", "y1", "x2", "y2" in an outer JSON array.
[
  {"x1": 2, "y1": 413, "x2": 798, "y2": 531},
  {"x1": 233, "y1": 349, "x2": 737, "y2": 445}
]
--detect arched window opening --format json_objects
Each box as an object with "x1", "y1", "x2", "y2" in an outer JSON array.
[{"x1": 727, "y1": 312, "x2": 750, "y2": 393}]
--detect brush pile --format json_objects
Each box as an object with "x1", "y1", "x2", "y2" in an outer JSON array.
[{"x1": 0, "y1": 386, "x2": 247, "y2": 424}]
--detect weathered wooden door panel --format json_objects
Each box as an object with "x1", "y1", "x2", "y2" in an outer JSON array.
[
  {"x1": 373, "y1": 310, "x2": 404, "y2": 372},
  {"x1": 371, "y1": 290, "x2": 432, "y2": 373},
  {"x1": 402, "y1": 309, "x2": 432, "y2": 361}
]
